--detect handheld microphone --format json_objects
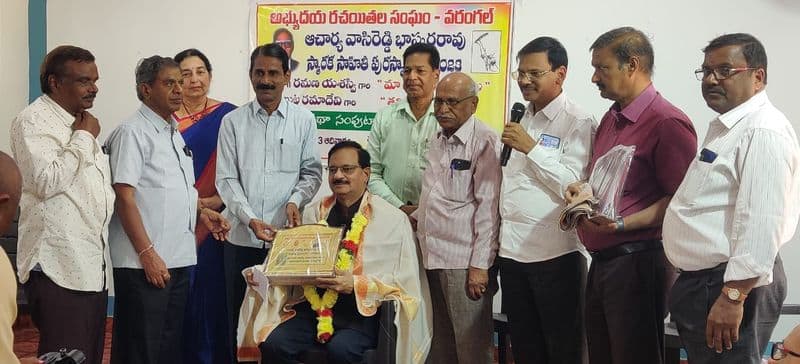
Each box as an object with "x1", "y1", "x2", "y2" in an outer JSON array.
[{"x1": 501, "y1": 102, "x2": 527, "y2": 166}]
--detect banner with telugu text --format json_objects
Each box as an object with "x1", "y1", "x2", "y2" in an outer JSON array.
[{"x1": 255, "y1": 1, "x2": 513, "y2": 159}]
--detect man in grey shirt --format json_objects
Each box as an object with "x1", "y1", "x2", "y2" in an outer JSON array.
[
  {"x1": 216, "y1": 43, "x2": 322, "y2": 359},
  {"x1": 106, "y1": 55, "x2": 229, "y2": 364}
]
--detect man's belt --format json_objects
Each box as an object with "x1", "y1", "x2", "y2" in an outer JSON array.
[
  {"x1": 589, "y1": 239, "x2": 663, "y2": 261},
  {"x1": 676, "y1": 263, "x2": 728, "y2": 278}
]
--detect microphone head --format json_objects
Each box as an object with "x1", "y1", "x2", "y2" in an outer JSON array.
[{"x1": 510, "y1": 102, "x2": 526, "y2": 123}]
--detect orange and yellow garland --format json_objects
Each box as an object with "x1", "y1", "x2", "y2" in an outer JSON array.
[{"x1": 303, "y1": 211, "x2": 369, "y2": 343}]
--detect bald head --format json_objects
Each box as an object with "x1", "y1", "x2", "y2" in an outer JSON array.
[
  {"x1": 0, "y1": 152, "x2": 21, "y2": 233},
  {"x1": 434, "y1": 72, "x2": 479, "y2": 136},
  {"x1": 439, "y1": 72, "x2": 478, "y2": 96}
]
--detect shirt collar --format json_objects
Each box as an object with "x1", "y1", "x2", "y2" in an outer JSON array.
[
  {"x1": 529, "y1": 91, "x2": 566, "y2": 121},
  {"x1": 250, "y1": 98, "x2": 288, "y2": 119},
  {"x1": 438, "y1": 115, "x2": 476, "y2": 145},
  {"x1": 139, "y1": 104, "x2": 176, "y2": 133},
  {"x1": 400, "y1": 98, "x2": 435, "y2": 122},
  {"x1": 715, "y1": 90, "x2": 769, "y2": 129},
  {"x1": 41, "y1": 94, "x2": 80, "y2": 128},
  {"x1": 612, "y1": 83, "x2": 657, "y2": 123}
]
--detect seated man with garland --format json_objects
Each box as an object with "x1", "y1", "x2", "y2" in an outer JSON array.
[{"x1": 237, "y1": 141, "x2": 433, "y2": 364}]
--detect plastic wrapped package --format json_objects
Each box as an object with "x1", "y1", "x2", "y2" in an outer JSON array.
[
  {"x1": 559, "y1": 145, "x2": 635, "y2": 230},
  {"x1": 588, "y1": 144, "x2": 636, "y2": 221}
]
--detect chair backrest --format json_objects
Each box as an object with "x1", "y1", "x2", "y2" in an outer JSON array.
[{"x1": 0, "y1": 208, "x2": 20, "y2": 271}]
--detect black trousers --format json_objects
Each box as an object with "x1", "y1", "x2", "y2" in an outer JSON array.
[
  {"x1": 224, "y1": 242, "x2": 267, "y2": 362},
  {"x1": 111, "y1": 267, "x2": 190, "y2": 364},
  {"x1": 26, "y1": 271, "x2": 107, "y2": 364},
  {"x1": 259, "y1": 304, "x2": 378, "y2": 364},
  {"x1": 669, "y1": 255, "x2": 786, "y2": 364},
  {"x1": 499, "y1": 252, "x2": 587, "y2": 364},
  {"x1": 585, "y1": 247, "x2": 672, "y2": 364}
]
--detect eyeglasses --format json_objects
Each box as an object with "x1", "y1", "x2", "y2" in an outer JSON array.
[
  {"x1": 694, "y1": 66, "x2": 756, "y2": 81},
  {"x1": 433, "y1": 95, "x2": 475, "y2": 108},
  {"x1": 326, "y1": 165, "x2": 361, "y2": 175},
  {"x1": 512, "y1": 69, "x2": 551, "y2": 82},
  {"x1": 275, "y1": 40, "x2": 294, "y2": 47},
  {"x1": 772, "y1": 342, "x2": 800, "y2": 360}
]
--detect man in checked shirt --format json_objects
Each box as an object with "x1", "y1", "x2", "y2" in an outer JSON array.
[{"x1": 414, "y1": 72, "x2": 501, "y2": 364}]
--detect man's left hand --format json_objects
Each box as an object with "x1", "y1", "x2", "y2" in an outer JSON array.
[
  {"x1": 286, "y1": 202, "x2": 301, "y2": 228},
  {"x1": 577, "y1": 216, "x2": 616, "y2": 234},
  {"x1": 706, "y1": 296, "x2": 744, "y2": 353},
  {"x1": 466, "y1": 266, "x2": 489, "y2": 301},
  {"x1": 199, "y1": 208, "x2": 231, "y2": 241},
  {"x1": 316, "y1": 269, "x2": 354, "y2": 294},
  {"x1": 501, "y1": 123, "x2": 535, "y2": 154}
]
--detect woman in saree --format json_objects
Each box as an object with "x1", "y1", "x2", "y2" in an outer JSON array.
[{"x1": 173, "y1": 48, "x2": 237, "y2": 364}]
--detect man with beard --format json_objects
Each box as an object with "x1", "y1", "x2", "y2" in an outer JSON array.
[
  {"x1": 216, "y1": 43, "x2": 322, "y2": 360},
  {"x1": 10, "y1": 45, "x2": 114, "y2": 364},
  {"x1": 367, "y1": 43, "x2": 441, "y2": 229},
  {"x1": 238, "y1": 141, "x2": 432, "y2": 364},
  {"x1": 106, "y1": 55, "x2": 230, "y2": 364},
  {"x1": 665, "y1": 33, "x2": 800, "y2": 364},
  {"x1": 565, "y1": 27, "x2": 697, "y2": 364}
]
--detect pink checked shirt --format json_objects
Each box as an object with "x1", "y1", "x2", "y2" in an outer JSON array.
[{"x1": 414, "y1": 116, "x2": 501, "y2": 270}]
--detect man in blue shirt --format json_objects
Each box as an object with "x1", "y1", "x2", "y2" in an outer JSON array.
[
  {"x1": 107, "y1": 55, "x2": 229, "y2": 364},
  {"x1": 216, "y1": 43, "x2": 322, "y2": 359}
]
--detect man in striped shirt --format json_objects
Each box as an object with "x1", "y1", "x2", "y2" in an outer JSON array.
[
  {"x1": 414, "y1": 72, "x2": 502, "y2": 364},
  {"x1": 664, "y1": 33, "x2": 800, "y2": 364}
]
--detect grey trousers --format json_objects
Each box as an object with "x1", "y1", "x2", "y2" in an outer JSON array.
[
  {"x1": 425, "y1": 268, "x2": 498, "y2": 364},
  {"x1": 669, "y1": 255, "x2": 786, "y2": 364}
]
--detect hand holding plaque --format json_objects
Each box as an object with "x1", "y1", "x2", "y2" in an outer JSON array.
[{"x1": 262, "y1": 224, "x2": 344, "y2": 285}]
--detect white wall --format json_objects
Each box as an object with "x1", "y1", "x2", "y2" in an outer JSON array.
[
  {"x1": 0, "y1": 0, "x2": 29, "y2": 154},
  {"x1": 44, "y1": 0, "x2": 800, "y2": 338}
]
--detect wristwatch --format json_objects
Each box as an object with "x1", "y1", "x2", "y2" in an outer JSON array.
[
  {"x1": 614, "y1": 217, "x2": 624, "y2": 232},
  {"x1": 721, "y1": 286, "x2": 748, "y2": 303}
]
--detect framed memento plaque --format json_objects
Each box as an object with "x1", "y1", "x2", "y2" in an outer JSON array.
[{"x1": 263, "y1": 224, "x2": 344, "y2": 285}]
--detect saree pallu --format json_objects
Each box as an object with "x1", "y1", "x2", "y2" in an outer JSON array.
[{"x1": 176, "y1": 101, "x2": 237, "y2": 364}]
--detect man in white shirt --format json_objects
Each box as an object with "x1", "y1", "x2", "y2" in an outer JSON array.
[
  {"x1": 499, "y1": 36, "x2": 596, "y2": 363},
  {"x1": 10, "y1": 45, "x2": 114, "y2": 364},
  {"x1": 664, "y1": 33, "x2": 800, "y2": 364}
]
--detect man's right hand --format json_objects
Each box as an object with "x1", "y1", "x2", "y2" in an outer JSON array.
[
  {"x1": 139, "y1": 249, "x2": 170, "y2": 288},
  {"x1": 400, "y1": 205, "x2": 418, "y2": 230},
  {"x1": 71, "y1": 111, "x2": 101, "y2": 138},
  {"x1": 249, "y1": 218, "x2": 276, "y2": 241}
]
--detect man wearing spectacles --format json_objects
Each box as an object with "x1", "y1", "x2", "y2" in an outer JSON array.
[
  {"x1": 367, "y1": 43, "x2": 441, "y2": 230},
  {"x1": 664, "y1": 33, "x2": 800, "y2": 364},
  {"x1": 565, "y1": 27, "x2": 698, "y2": 364},
  {"x1": 498, "y1": 36, "x2": 596, "y2": 364},
  {"x1": 273, "y1": 28, "x2": 299, "y2": 72},
  {"x1": 771, "y1": 325, "x2": 800, "y2": 363},
  {"x1": 239, "y1": 141, "x2": 432, "y2": 364},
  {"x1": 414, "y1": 72, "x2": 501, "y2": 364}
]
